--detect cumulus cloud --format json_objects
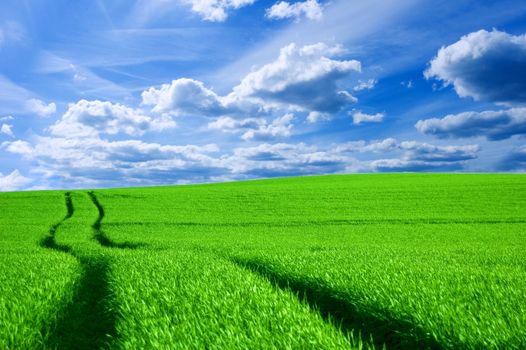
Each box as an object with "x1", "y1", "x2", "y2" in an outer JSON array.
[
  {"x1": 142, "y1": 78, "x2": 234, "y2": 117},
  {"x1": 226, "y1": 142, "x2": 351, "y2": 177},
  {"x1": 1, "y1": 123, "x2": 14, "y2": 137},
  {"x1": 415, "y1": 107, "x2": 526, "y2": 140},
  {"x1": 26, "y1": 98, "x2": 56, "y2": 117},
  {"x1": 6, "y1": 137, "x2": 218, "y2": 165},
  {"x1": 208, "y1": 114, "x2": 294, "y2": 140},
  {"x1": 335, "y1": 138, "x2": 479, "y2": 161},
  {"x1": 351, "y1": 111, "x2": 384, "y2": 125},
  {"x1": 226, "y1": 139, "x2": 479, "y2": 176},
  {"x1": 335, "y1": 138, "x2": 480, "y2": 172},
  {"x1": 231, "y1": 42, "x2": 360, "y2": 113},
  {"x1": 5, "y1": 136, "x2": 224, "y2": 187},
  {"x1": 208, "y1": 116, "x2": 263, "y2": 132},
  {"x1": 241, "y1": 113, "x2": 294, "y2": 140},
  {"x1": 425, "y1": 29, "x2": 526, "y2": 105},
  {"x1": 0, "y1": 169, "x2": 30, "y2": 191},
  {"x1": 4, "y1": 132, "x2": 482, "y2": 188},
  {"x1": 334, "y1": 138, "x2": 399, "y2": 153},
  {"x1": 5, "y1": 137, "x2": 350, "y2": 186},
  {"x1": 399, "y1": 141, "x2": 479, "y2": 162},
  {"x1": 266, "y1": 0, "x2": 323, "y2": 21},
  {"x1": 142, "y1": 43, "x2": 360, "y2": 119},
  {"x1": 306, "y1": 111, "x2": 331, "y2": 123},
  {"x1": 51, "y1": 100, "x2": 176, "y2": 137},
  {"x1": 184, "y1": 0, "x2": 256, "y2": 22},
  {"x1": 369, "y1": 142, "x2": 479, "y2": 172},
  {"x1": 353, "y1": 79, "x2": 377, "y2": 91}
]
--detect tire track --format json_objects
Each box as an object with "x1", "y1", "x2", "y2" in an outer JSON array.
[
  {"x1": 88, "y1": 191, "x2": 144, "y2": 249},
  {"x1": 39, "y1": 192, "x2": 73, "y2": 253},
  {"x1": 40, "y1": 192, "x2": 116, "y2": 350}
]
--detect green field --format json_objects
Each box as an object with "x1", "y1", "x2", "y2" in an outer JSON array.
[{"x1": 1, "y1": 174, "x2": 525, "y2": 349}]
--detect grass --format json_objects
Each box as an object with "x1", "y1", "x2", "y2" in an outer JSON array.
[
  {"x1": 0, "y1": 191, "x2": 81, "y2": 348},
  {"x1": 0, "y1": 174, "x2": 525, "y2": 349}
]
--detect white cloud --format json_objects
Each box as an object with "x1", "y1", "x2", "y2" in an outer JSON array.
[
  {"x1": 26, "y1": 99, "x2": 57, "y2": 117},
  {"x1": 415, "y1": 107, "x2": 526, "y2": 141},
  {"x1": 334, "y1": 138, "x2": 480, "y2": 171},
  {"x1": 368, "y1": 141, "x2": 480, "y2": 172},
  {"x1": 6, "y1": 137, "x2": 218, "y2": 165},
  {"x1": 208, "y1": 116, "x2": 263, "y2": 132},
  {"x1": 353, "y1": 79, "x2": 377, "y2": 91},
  {"x1": 73, "y1": 73, "x2": 87, "y2": 82},
  {"x1": 4, "y1": 133, "x2": 483, "y2": 188},
  {"x1": 425, "y1": 29, "x2": 526, "y2": 105},
  {"x1": 266, "y1": 0, "x2": 323, "y2": 21},
  {"x1": 1, "y1": 124, "x2": 14, "y2": 137},
  {"x1": 306, "y1": 111, "x2": 331, "y2": 123},
  {"x1": 143, "y1": 43, "x2": 361, "y2": 118},
  {"x1": 142, "y1": 78, "x2": 233, "y2": 117},
  {"x1": 225, "y1": 139, "x2": 479, "y2": 176},
  {"x1": 231, "y1": 42, "x2": 360, "y2": 113},
  {"x1": 225, "y1": 142, "x2": 351, "y2": 176},
  {"x1": 351, "y1": 111, "x2": 384, "y2": 125},
  {"x1": 0, "y1": 169, "x2": 30, "y2": 192},
  {"x1": 334, "y1": 138, "x2": 398, "y2": 153},
  {"x1": 5, "y1": 135, "x2": 223, "y2": 187},
  {"x1": 399, "y1": 141, "x2": 480, "y2": 162},
  {"x1": 215, "y1": 0, "x2": 417, "y2": 92},
  {"x1": 184, "y1": 0, "x2": 256, "y2": 22},
  {"x1": 50, "y1": 100, "x2": 176, "y2": 137},
  {"x1": 208, "y1": 114, "x2": 294, "y2": 140},
  {"x1": 401, "y1": 80, "x2": 413, "y2": 89},
  {"x1": 241, "y1": 113, "x2": 294, "y2": 140}
]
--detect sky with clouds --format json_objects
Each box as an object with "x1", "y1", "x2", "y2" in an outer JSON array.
[{"x1": 1, "y1": 0, "x2": 525, "y2": 191}]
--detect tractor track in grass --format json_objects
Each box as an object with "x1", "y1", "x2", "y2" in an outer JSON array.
[
  {"x1": 44, "y1": 254, "x2": 115, "y2": 350},
  {"x1": 39, "y1": 192, "x2": 73, "y2": 253},
  {"x1": 231, "y1": 257, "x2": 443, "y2": 350},
  {"x1": 40, "y1": 192, "x2": 116, "y2": 349},
  {"x1": 88, "y1": 191, "x2": 145, "y2": 249},
  {"x1": 40, "y1": 192, "x2": 143, "y2": 349}
]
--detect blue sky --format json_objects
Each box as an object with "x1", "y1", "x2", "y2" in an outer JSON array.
[{"x1": 1, "y1": 0, "x2": 525, "y2": 190}]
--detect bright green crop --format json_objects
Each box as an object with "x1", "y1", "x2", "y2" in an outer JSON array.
[{"x1": 1, "y1": 174, "x2": 525, "y2": 349}]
